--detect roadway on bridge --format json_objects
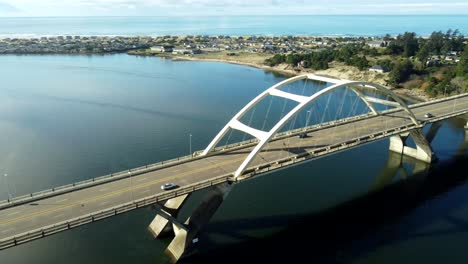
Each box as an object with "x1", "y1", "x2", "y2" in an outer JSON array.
[{"x1": 1, "y1": 96, "x2": 467, "y2": 242}]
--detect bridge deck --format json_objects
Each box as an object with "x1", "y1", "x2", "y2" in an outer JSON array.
[{"x1": 1, "y1": 94, "x2": 467, "y2": 247}]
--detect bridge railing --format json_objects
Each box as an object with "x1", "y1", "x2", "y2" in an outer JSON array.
[
  {"x1": 238, "y1": 122, "x2": 422, "y2": 181},
  {"x1": 210, "y1": 111, "x2": 377, "y2": 154},
  {"x1": 0, "y1": 150, "x2": 206, "y2": 210},
  {"x1": 0, "y1": 173, "x2": 233, "y2": 250},
  {"x1": 0, "y1": 109, "x2": 376, "y2": 210},
  {"x1": 239, "y1": 106, "x2": 468, "y2": 182},
  {"x1": 1, "y1": 93, "x2": 466, "y2": 210},
  {"x1": 2, "y1": 98, "x2": 468, "y2": 249},
  {"x1": 408, "y1": 93, "x2": 467, "y2": 107}
]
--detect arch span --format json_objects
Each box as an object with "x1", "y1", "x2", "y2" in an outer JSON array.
[{"x1": 202, "y1": 74, "x2": 419, "y2": 178}]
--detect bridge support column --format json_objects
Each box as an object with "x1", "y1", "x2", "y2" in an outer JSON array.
[
  {"x1": 389, "y1": 129, "x2": 433, "y2": 163},
  {"x1": 425, "y1": 122, "x2": 442, "y2": 143},
  {"x1": 165, "y1": 182, "x2": 232, "y2": 262},
  {"x1": 149, "y1": 183, "x2": 232, "y2": 263},
  {"x1": 148, "y1": 194, "x2": 191, "y2": 238}
]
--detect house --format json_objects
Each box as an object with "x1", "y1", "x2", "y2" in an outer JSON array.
[
  {"x1": 367, "y1": 40, "x2": 391, "y2": 48},
  {"x1": 171, "y1": 48, "x2": 201, "y2": 55},
  {"x1": 369, "y1": 65, "x2": 390, "y2": 73},
  {"x1": 150, "y1": 45, "x2": 174, "y2": 52}
]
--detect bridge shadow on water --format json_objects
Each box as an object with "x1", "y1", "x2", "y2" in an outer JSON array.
[{"x1": 182, "y1": 155, "x2": 468, "y2": 263}]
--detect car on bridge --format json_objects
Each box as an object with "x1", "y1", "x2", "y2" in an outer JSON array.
[
  {"x1": 424, "y1": 113, "x2": 434, "y2": 118},
  {"x1": 298, "y1": 132, "x2": 308, "y2": 138},
  {"x1": 161, "y1": 183, "x2": 179, "y2": 191}
]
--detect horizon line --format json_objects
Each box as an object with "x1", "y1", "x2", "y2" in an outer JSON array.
[{"x1": 1, "y1": 14, "x2": 468, "y2": 18}]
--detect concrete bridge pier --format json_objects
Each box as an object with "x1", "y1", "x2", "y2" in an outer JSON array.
[
  {"x1": 389, "y1": 129, "x2": 433, "y2": 163},
  {"x1": 149, "y1": 183, "x2": 232, "y2": 263},
  {"x1": 148, "y1": 194, "x2": 191, "y2": 238},
  {"x1": 425, "y1": 122, "x2": 442, "y2": 143}
]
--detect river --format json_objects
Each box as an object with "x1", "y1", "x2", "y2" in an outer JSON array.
[{"x1": 0, "y1": 54, "x2": 467, "y2": 263}]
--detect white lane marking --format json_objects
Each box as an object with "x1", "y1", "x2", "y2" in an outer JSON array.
[
  {"x1": 99, "y1": 188, "x2": 109, "y2": 192},
  {"x1": 56, "y1": 199, "x2": 68, "y2": 203},
  {"x1": 99, "y1": 201, "x2": 111, "y2": 206},
  {"x1": 1, "y1": 228, "x2": 15, "y2": 233},
  {"x1": 136, "y1": 177, "x2": 148, "y2": 182},
  {"x1": 52, "y1": 214, "x2": 65, "y2": 219},
  {"x1": 7, "y1": 211, "x2": 20, "y2": 217}
]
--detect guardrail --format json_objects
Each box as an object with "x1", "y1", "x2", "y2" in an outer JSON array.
[
  {"x1": 1, "y1": 93, "x2": 466, "y2": 211},
  {"x1": 0, "y1": 174, "x2": 233, "y2": 250},
  {"x1": 409, "y1": 93, "x2": 468, "y2": 108},
  {"x1": 0, "y1": 108, "x2": 378, "y2": 210},
  {"x1": 238, "y1": 107, "x2": 468, "y2": 182},
  {"x1": 2, "y1": 107, "x2": 467, "y2": 250},
  {"x1": 238, "y1": 122, "x2": 423, "y2": 181},
  {"x1": 0, "y1": 151, "x2": 206, "y2": 210}
]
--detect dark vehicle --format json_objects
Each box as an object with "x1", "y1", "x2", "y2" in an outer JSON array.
[
  {"x1": 298, "y1": 132, "x2": 308, "y2": 138},
  {"x1": 161, "y1": 183, "x2": 178, "y2": 191},
  {"x1": 424, "y1": 113, "x2": 434, "y2": 118}
]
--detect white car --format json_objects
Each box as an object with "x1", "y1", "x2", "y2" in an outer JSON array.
[
  {"x1": 424, "y1": 113, "x2": 434, "y2": 118},
  {"x1": 161, "y1": 183, "x2": 178, "y2": 191}
]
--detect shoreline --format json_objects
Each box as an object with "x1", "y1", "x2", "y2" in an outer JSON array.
[
  {"x1": 166, "y1": 55, "x2": 430, "y2": 103},
  {"x1": 170, "y1": 56, "x2": 299, "y2": 76}
]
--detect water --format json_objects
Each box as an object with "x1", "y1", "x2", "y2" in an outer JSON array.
[
  {"x1": 0, "y1": 54, "x2": 467, "y2": 263},
  {"x1": 0, "y1": 15, "x2": 467, "y2": 38}
]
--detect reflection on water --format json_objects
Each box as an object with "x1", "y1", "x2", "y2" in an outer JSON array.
[{"x1": 0, "y1": 54, "x2": 467, "y2": 264}]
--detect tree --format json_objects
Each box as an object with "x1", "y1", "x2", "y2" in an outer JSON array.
[
  {"x1": 385, "y1": 42, "x2": 403, "y2": 55},
  {"x1": 400, "y1": 32, "x2": 419, "y2": 57},
  {"x1": 286, "y1": 53, "x2": 302, "y2": 66},
  {"x1": 389, "y1": 59, "x2": 414, "y2": 85},
  {"x1": 377, "y1": 59, "x2": 394, "y2": 71},
  {"x1": 383, "y1": 34, "x2": 393, "y2": 41},
  {"x1": 349, "y1": 56, "x2": 369, "y2": 70},
  {"x1": 336, "y1": 44, "x2": 360, "y2": 62},
  {"x1": 416, "y1": 43, "x2": 430, "y2": 68},
  {"x1": 456, "y1": 45, "x2": 468, "y2": 78},
  {"x1": 428, "y1": 31, "x2": 445, "y2": 54},
  {"x1": 264, "y1": 54, "x2": 285, "y2": 66}
]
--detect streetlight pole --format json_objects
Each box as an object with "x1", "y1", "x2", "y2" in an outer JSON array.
[
  {"x1": 128, "y1": 171, "x2": 134, "y2": 201},
  {"x1": 4, "y1": 173, "x2": 12, "y2": 201},
  {"x1": 189, "y1": 133, "x2": 192, "y2": 157},
  {"x1": 305, "y1": 110, "x2": 311, "y2": 130}
]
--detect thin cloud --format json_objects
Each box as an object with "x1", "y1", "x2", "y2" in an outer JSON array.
[
  {"x1": 363, "y1": 2, "x2": 468, "y2": 8},
  {"x1": 1, "y1": 0, "x2": 467, "y2": 16},
  {"x1": 0, "y1": 1, "x2": 19, "y2": 13}
]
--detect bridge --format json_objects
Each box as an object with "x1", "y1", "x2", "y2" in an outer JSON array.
[{"x1": 1, "y1": 74, "x2": 467, "y2": 262}]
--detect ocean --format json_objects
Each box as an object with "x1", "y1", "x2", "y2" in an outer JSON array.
[{"x1": 0, "y1": 15, "x2": 467, "y2": 38}]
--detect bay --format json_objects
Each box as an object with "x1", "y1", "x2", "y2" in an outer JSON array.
[{"x1": 0, "y1": 54, "x2": 467, "y2": 263}]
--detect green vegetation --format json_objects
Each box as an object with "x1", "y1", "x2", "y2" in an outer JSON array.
[
  {"x1": 265, "y1": 50, "x2": 333, "y2": 70},
  {"x1": 265, "y1": 44, "x2": 370, "y2": 70},
  {"x1": 457, "y1": 47, "x2": 468, "y2": 78},
  {"x1": 264, "y1": 29, "x2": 467, "y2": 98},
  {"x1": 389, "y1": 59, "x2": 414, "y2": 85}
]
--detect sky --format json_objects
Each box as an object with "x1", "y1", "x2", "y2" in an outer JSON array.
[{"x1": 0, "y1": 0, "x2": 467, "y2": 16}]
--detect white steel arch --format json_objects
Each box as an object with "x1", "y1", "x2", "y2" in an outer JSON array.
[{"x1": 202, "y1": 74, "x2": 419, "y2": 178}]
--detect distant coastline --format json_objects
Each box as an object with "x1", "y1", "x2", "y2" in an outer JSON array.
[{"x1": 2, "y1": 30, "x2": 466, "y2": 102}]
